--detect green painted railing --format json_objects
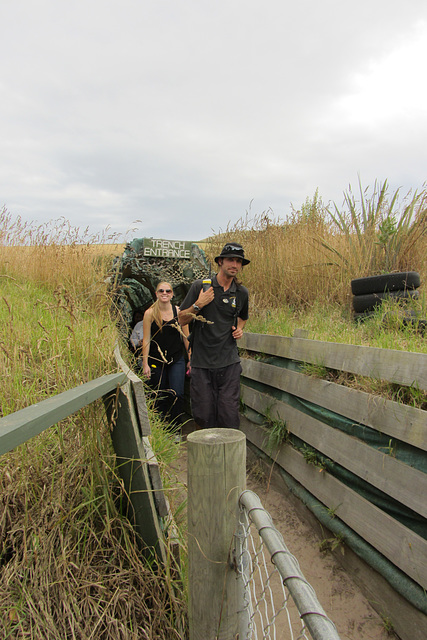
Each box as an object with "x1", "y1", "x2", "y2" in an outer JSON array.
[
  {"x1": 0, "y1": 373, "x2": 126, "y2": 456},
  {"x1": 0, "y1": 364, "x2": 169, "y2": 561}
]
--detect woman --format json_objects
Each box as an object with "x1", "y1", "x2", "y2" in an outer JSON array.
[{"x1": 142, "y1": 282, "x2": 190, "y2": 432}]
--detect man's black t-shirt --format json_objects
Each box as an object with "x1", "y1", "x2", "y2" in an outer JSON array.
[{"x1": 180, "y1": 274, "x2": 249, "y2": 369}]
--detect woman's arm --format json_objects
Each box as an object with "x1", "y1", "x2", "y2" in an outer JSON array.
[{"x1": 142, "y1": 309, "x2": 153, "y2": 378}]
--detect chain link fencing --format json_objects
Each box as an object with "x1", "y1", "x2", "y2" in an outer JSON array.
[{"x1": 235, "y1": 490, "x2": 342, "y2": 640}]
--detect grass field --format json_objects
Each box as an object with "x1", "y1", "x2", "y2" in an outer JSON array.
[
  {"x1": 0, "y1": 218, "x2": 187, "y2": 638},
  {"x1": 1, "y1": 182, "x2": 426, "y2": 636}
]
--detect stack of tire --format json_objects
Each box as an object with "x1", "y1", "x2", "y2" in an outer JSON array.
[{"x1": 351, "y1": 271, "x2": 425, "y2": 332}]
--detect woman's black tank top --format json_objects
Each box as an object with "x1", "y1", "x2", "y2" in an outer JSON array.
[{"x1": 148, "y1": 305, "x2": 183, "y2": 365}]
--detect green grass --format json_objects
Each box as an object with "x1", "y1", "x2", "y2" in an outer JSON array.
[
  {"x1": 1, "y1": 192, "x2": 426, "y2": 637},
  {"x1": 246, "y1": 299, "x2": 427, "y2": 354},
  {"x1": 0, "y1": 404, "x2": 187, "y2": 638},
  {"x1": 1, "y1": 264, "x2": 188, "y2": 638},
  {"x1": 1, "y1": 277, "x2": 118, "y2": 416},
  {"x1": 263, "y1": 408, "x2": 288, "y2": 453}
]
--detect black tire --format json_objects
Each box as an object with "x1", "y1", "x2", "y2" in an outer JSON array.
[
  {"x1": 352, "y1": 289, "x2": 419, "y2": 314},
  {"x1": 406, "y1": 318, "x2": 426, "y2": 335},
  {"x1": 353, "y1": 311, "x2": 375, "y2": 323},
  {"x1": 351, "y1": 271, "x2": 420, "y2": 296},
  {"x1": 381, "y1": 311, "x2": 427, "y2": 335}
]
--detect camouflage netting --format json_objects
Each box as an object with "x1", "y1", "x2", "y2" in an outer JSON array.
[{"x1": 111, "y1": 238, "x2": 210, "y2": 333}]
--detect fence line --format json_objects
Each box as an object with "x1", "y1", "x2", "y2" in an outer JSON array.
[
  {"x1": 0, "y1": 362, "x2": 171, "y2": 561},
  {"x1": 237, "y1": 490, "x2": 341, "y2": 640},
  {"x1": 0, "y1": 372, "x2": 126, "y2": 456},
  {"x1": 186, "y1": 429, "x2": 341, "y2": 640}
]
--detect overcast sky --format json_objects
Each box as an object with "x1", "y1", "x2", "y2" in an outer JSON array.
[{"x1": 1, "y1": 1, "x2": 427, "y2": 242}]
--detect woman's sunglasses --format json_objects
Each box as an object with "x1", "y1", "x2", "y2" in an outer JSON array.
[{"x1": 157, "y1": 288, "x2": 172, "y2": 294}]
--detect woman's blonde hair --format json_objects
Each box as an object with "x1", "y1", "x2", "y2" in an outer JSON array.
[{"x1": 151, "y1": 282, "x2": 173, "y2": 330}]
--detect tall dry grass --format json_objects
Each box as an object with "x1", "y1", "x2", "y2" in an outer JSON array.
[
  {"x1": 204, "y1": 182, "x2": 427, "y2": 311},
  {"x1": 0, "y1": 206, "x2": 126, "y2": 306},
  {"x1": 0, "y1": 409, "x2": 187, "y2": 639},
  {"x1": 0, "y1": 212, "x2": 187, "y2": 639}
]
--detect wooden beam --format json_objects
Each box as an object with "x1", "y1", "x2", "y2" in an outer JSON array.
[
  {"x1": 241, "y1": 358, "x2": 427, "y2": 451},
  {"x1": 114, "y1": 343, "x2": 151, "y2": 435},
  {"x1": 241, "y1": 385, "x2": 427, "y2": 519},
  {"x1": 252, "y1": 448, "x2": 427, "y2": 640},
  {"x1": 240, "y1": 417, "x2": 427, "y2": 590},
  {"x1": 240, "y1": 333, "x2": 427, "y2": 390},
  {"x1": 107, "y1": 380, "x2": 166, "y2": 560},
  {"x1": 143, "y1": 436, "x2": 169, "y2": 518},
  {"x1": 0, "y1": 373, "x2": 126, "y2": 456},
  {"x1": 187, "y1": 429, "x2": 246, "y2": 640}
]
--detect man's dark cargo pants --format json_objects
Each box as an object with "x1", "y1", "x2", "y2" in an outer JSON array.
[{"x1": 190, "y1": 362, "x2": 242, "y2": 429}]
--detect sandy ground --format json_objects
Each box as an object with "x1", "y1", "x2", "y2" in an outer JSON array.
[{"x1": 173, "y1": 422, "x2": 390, "y2": 640}]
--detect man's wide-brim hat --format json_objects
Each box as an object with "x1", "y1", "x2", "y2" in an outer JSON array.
[{"x1": 214, "y1": 242, "x2": 250, "y2": 265}]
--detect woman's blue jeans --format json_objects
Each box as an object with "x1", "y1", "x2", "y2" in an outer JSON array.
[{"x1": 149, "y1": 355, "x2": 185, "y2": 427}]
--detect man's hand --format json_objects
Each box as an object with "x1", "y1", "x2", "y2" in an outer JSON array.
[
  {"x1": 179, "y1": 285, "x2": 215, "y2": 326},
  {"x1": 196, "y1": 286, "x2": 214, "y2": 308},
  {"x1": 231, "y1": 325, "x2": 244, "y2": 340}
]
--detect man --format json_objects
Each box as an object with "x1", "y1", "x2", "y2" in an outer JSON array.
[{"x1": 178, "y1": 242, "x2": 250, "y2": 429}]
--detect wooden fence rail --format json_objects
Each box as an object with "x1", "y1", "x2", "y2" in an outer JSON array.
[
  {"x1": 0, "y1": 362, "x2": 171, "y2": 562},
  {"x1": 238, "y1": 332, "x2": 427, "y2": 640},
  {"x1": 0, "y1": 373, "x2": 125, "y2": 456}
]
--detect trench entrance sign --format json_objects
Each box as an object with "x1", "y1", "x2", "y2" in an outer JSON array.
[{"x1": 142, "y1": 238, "x2": 193, "y2": 259}]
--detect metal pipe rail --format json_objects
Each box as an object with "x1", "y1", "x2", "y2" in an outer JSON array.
[{"x1": 239, "y1": 489, "x2": 342, "y2": 640}]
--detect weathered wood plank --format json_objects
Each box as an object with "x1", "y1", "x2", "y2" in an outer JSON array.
[
  {"x1": 107, "y1": 381, "x2": 166, "y2": 560},
  {"x1": 143, "y1": 436, "x2": 169, "y2": 518},
  {"x1": 187, "y1": 429, "x2": 246, "y2": 640},
  {"x1": 332, "y1": 537, "x2": 427, "y2": 640},
  {"x1": 240, "y1": 333, "x2": 427, "y2": 390},
  {"x1": 114, "y1": 342, "x2": 151, "y2": 435},
  {"x1": 131, "y1": 381, "x2": 152, "y2": 437},
  {"x1": 0, "y1": 373, "x2": 126, "y2": 456},
  {"x1": 241, "y1": 385, "x2": 427, "y2": 519},
  {"x1": 241, "y1": 358, "x2": 427, "y2": 451},
  {"x1": 144, "y1": 434, "x2": 180, "y2": 560},
  {"x1": 240, "y1": 417, "x2": 427, "y2": 590}
]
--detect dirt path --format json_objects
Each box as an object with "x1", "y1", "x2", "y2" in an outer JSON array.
[{"x1": 173, "y1": 423, "x2": 388, "y2": 640}]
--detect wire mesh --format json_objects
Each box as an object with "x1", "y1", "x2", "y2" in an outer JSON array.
[{"x1": 236, "y1": 490, "x2": 342, "y2": 640}]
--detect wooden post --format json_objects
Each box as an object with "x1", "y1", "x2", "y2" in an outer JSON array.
[{"x1": 187, "y1": 428, "x2": 246, "y2": 640}]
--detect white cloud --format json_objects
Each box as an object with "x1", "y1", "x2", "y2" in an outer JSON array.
[
  {"x1": 1, "y1": 1, "x2": 427, "y2": 240},
  {"x1": 331, "y1": 20, "x2": 427, "y2": 127}
]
